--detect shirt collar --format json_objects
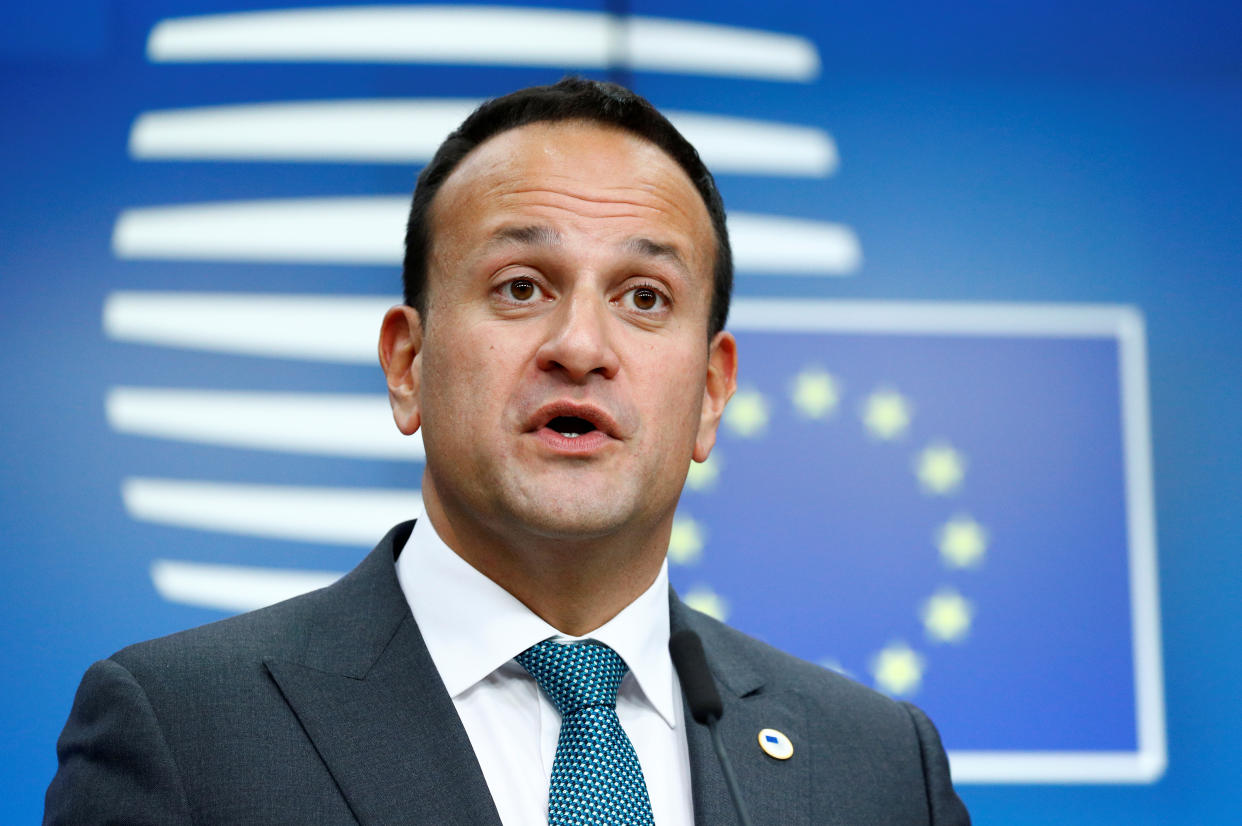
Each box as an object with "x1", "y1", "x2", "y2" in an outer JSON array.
[{"x1": 396, "y1": 512, "x2": 678, "y2": 728}]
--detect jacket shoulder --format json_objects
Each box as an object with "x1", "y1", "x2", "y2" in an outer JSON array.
[
  {"x1": 111, "y1": 520, "x2": 414, "y2": 683},
  {"x1": 112, "y1": 581, "x2": 324, "y2": 673}
]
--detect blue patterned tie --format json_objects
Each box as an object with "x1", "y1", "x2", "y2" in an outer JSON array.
[{"x1": 516, "y1": 640, "x2": 656, "y2": 826}]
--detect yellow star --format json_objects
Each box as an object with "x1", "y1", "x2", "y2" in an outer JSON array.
[
  {"x1": 667, "y1": 515, "x2": 705, "y2": 565},
  {"x1": 683, "y1": 585, "x2": 730, "y2": 621},
  {"x1": 791, "y1": 368, "x2": 841, "y2": 420},
  {"x1": 870, "y1": 642, "x2": 926, "y2": 696},
  {"x1": 916, "y1": 441, "x2": 966, "y2": 495},
  {"x1": 724, "y1": 388, "x2": 769, "y2": 438},
  {"x1": 921, "y1": 588, "x2": 974, "y2": 643},
  {"x1": 861, "y1": 388, "x2": 913, "y2": 440},
  {"x1": 937, "y1": 515, "x2": 988, "y2": 568},
  {"x1": 685, "y1": 452, "x2": 722, "y2": 492}
]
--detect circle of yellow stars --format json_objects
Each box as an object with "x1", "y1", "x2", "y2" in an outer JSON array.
[{"x1": 672, "y1": 363, "x2": 991, "y2": 698}]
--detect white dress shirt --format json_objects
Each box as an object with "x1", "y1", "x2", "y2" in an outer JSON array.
[{"x1": 395, "y1": 512, "x2": 695, "y2": 826}]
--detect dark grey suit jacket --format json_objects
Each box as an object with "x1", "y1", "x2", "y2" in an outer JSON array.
[{"x1": 46, "y1": 521, "x2": 970, "y2": 824}]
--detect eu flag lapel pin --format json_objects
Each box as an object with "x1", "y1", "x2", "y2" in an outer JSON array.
[{"x1": 758, "y1": 728, "x2": 794, "y2": 760}]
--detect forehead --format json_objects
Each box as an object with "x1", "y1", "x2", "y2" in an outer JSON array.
[{"x1": 427, "y1": 120, "x2": 715, "y2": 272}]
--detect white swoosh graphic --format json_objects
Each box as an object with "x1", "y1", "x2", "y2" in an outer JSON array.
[
  {"x1": 129, "y1": 99, "x2": 838, "y2": 177},
  {"x1": 107, "y1": 387, "x2": 424, "y2": 460},
  {"x1": 103, "y1": 291, "x2": 391, "y2": 362},
  {"x1": 131, "y1": 98, "x2": 478, "y2": 163},
  {"x1": 122, "y1": 477, "x2": 420, "y2": 545},
  {"x1": 151, "y1": 559, "x2": 344, "y2": 612},
  {"x1": 147, "y1": 5, "x2": 819, "y2": 81},
  {"x1": 112, "y1": 197, "x2": 861, "y2": 275},
  {"x1": 727, "y1": 213, "x2": 862, "y2": 274},
  {"x1": 113, "y1": 197, "x2": 405, "y2": 264}
]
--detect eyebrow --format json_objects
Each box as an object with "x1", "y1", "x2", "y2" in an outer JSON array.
[
  {"x1": 486, "y1": 224, "x2": 562, "y2": 250},
  {"x1": 483, "y1": 225, "x2": 690, "y2": 274},
  {"x1": 622, "y1": 236, "x2": 688, "y2": 272}
]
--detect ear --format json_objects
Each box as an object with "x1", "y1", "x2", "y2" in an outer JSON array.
[
  {"x1": 378, "y1": 305, "x2": 424, "y2": 435},
  {"x1": 693, "y1": 330, "x2": 738, "y2": 463}
]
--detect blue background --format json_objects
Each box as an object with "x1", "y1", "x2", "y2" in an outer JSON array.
[{"x1": 3, "y1": 1, "x2": 1241, "y2": 822}]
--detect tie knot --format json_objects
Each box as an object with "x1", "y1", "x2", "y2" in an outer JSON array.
[{"x1": 516, "y1": 640, "x2": 628, "y2": 717}]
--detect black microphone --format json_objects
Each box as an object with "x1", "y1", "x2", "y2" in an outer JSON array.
[{"x1": 669, "y1": 629, "x2": 754, "y2": 826}]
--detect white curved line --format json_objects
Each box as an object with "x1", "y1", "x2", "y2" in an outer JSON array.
[
  {"x1": 130, "y1": 98, "x2": 477, "y2": 163},
  {"x1": 112, "y1": 197, "x2": 860, "y2": 275},
  {"x1": 122, "y1": 477, "x2": 420, "y2": 545},
  {"x1": 146, "y1": 6, "x2": 819, "y2": 81},
  {"x1": 151, "y1": 559, "x2": 344, "y2": 613},
  {"x1": 627, "y1": 16, "x2": 818, "y2": 80},
  {"x1": 112, "y1": 196, "x2": 405, "y2": 264},
  {"x1": 727, "y1": 213, "x2": 862, "y2": 275},
  {"x1": 667, "y1": 111, "x2": 837, "y2": 177},
  {"x1": 103, "y1": 290, "x2": 392, "y2": 362},
  {"x1": 107, "y1": 387, "x2": 423, "y2": 460},
  {"x1": 148, "y1": 6, "x2": 608, "y2": 65},
  {"x1": 129, "y1": 100, "x2": 837, "y2": 176}
]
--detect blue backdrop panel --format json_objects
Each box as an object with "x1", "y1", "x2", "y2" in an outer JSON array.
[{"x1": 3, "y1": 0, "x2": 1241, "y2": 823}]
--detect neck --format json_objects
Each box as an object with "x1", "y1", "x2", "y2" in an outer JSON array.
[{"x1": 420, "y1": 485, "x2": 668, "y2": 636}]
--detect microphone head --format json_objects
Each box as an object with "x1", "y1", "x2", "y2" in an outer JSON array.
[{"x1": 669, "y1": 629, "x2": 724, "y2": 725}]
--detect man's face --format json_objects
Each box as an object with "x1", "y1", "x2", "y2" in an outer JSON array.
[{"x1": 390, "y1": 120, "x2": 736, "y2": 548}]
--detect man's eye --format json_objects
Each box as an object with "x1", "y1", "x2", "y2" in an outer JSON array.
[
  {"x1": 626, "y1": 285, "x2": 666, "y2": 312},
  {"x1": 505, "y1": 278, "x2": 540, "y2": 301}
]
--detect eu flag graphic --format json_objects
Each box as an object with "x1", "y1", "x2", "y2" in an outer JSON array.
[{"x1": 666, "y1": 301, "x2": 1163, "y2": 783}]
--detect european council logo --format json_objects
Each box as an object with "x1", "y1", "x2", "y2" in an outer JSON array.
[{"x1": 98, "y1": 3, "x2": 1162, "y2": 785}]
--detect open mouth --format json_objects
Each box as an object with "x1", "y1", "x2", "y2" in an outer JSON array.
[{"x1": 545, "y1": 416, "x2": 598, "y2": 439}]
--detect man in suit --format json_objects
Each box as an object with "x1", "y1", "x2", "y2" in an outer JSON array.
[{"x1": 46, "y1": 78, "x2": 970, "y2": 824}]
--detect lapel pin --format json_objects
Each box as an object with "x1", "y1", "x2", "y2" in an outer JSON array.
[{"x1": 757, "y1": 728, "x2": 794, "y2": 760}]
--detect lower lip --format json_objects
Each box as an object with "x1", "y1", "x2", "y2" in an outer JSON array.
[{"x1": 534, "y1": 427, "x2": 613, "y2": 454}]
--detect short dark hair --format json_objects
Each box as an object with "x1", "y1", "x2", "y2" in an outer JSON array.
[{"x1": 402, "y1": 77, "x2": 733, "y2": 338}]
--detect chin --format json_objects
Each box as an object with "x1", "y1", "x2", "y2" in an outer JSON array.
[
  {"x1": 516, "y1": 505, "x2": 634, "y2": 541},
  {"x1": 501, "y1": 482, "x2": 642, "y2": 541}
]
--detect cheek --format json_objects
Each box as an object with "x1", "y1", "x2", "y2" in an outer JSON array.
[
  {"x1": 424, "y1": 340, "x2": 516, "y2": 423},
  {"x1": 647, "y1": 358, "x2": 708, "y2": 433}
]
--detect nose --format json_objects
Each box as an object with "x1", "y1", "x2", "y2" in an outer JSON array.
[{"x1": 534, "y1": 289, "x2": 620, "y2": 382}]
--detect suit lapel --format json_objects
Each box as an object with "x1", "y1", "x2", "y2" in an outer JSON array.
[
  {"x1": 261, "y1": 526, "x2": 812, "y2": 825},
  {"x1": 673, "y1": 598, "x2": 810, "y2": 826},
  {"x1": 266, "y1": 523, "x2": 502, "y2": 826}
]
